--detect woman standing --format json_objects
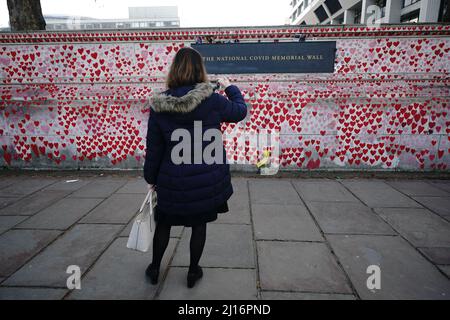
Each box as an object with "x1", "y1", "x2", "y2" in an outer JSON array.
[{"x1": 143, "y1": 47, "x2": 247, "y2": 288}]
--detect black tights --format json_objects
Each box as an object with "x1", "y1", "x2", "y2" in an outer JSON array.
[{"x1": 151, "y1": 222, "x2": 207, "y2": 273}]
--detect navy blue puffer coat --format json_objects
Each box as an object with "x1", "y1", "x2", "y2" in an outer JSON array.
[{"x1": 143, "y1": 82, "x2": 247, "y2": 217}]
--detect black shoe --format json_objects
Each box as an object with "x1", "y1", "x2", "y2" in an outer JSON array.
[
  {"x1": 187, "y1": 266, "x2": 203, "y2": 288},
  {"x1": 145, "y1": 263, "x2": 159, "y2": 285}
]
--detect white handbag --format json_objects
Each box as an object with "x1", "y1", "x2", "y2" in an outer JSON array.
[{"x1": 126, "y1": 189, "x2": 157, "y2": 252}]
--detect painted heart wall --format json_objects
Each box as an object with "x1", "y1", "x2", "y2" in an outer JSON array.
[{"x1": 0, "y1": 25, "x2": 449, "y2": 171}]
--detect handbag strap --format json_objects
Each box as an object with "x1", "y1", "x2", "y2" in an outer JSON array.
[{"x1": 139, "y1": 189, "x2": 152, "y2": 213}]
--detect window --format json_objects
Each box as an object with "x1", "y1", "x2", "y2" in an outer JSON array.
[
  {"x1": 324, "y1": 0, "x2": 342, "y2": 15},
  {"x1": 353, "y1": 7, "x2": 362, "y2": 24},
  {"x1": 401, "y1": 9, "x2": 420, "y2": 22},
  {"x1": 402, "y1": 0, "x2": 420, "y2": 8},
  {"x1": 438, "y1": 0, "x2": 449, "y2": 22},
  {"x1": 314, "y1": 5, "x2": 329, "y2": 22},
  {"x1": 374, "y1": 0, "x2": 387, "y2": 18}
]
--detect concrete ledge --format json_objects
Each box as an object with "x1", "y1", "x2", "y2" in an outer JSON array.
[{"x1": 1, "y1": 168, "x2": 449, "y2": 180}]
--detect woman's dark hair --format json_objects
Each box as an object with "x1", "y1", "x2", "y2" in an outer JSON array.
[{"x1": 166, "y1": 47, "x2": 208, "y2": 89}]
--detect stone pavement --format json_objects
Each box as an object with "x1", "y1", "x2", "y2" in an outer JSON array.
[{"x1": 0, "y1": 174, "x2": 449, "y2": 300}]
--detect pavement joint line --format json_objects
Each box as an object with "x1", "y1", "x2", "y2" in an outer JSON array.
[
  {"x1": 323, "y1": 233, "x2": 399, "y2": 237},
  {"x1": 0, "y1": 182, "x2": 15, "y2": 192},
  {"x1": 259, "y1": 289, "x2": 357, "y2": 295},
  {"x1": 423, "y1": 180, "x2": 450, "y2": 194},
  {"x1": 334, "y1": 179, "x2": 380, "y2": 208},
  {"x1": 61, "y1": 227, "x2": 125, "y2": 300},
  {"x1": 383, "y1": 179, "x2": 450, "y2": 199},
  {"x1": 255, "y1": 239, "x2": 325, "y2": 243},
  {"x1": 169, "y1": 266, "x2": 257, "y2": 270},
  {"x1": 58, "y1": 183, "x2": 139, "y2": 299},
  {"x1": 371, "y1": 208, "x2": 450, "y2": 280},
  {"x1": 75, "y1": 222, "x2": 127, "y2": 225},
  {"x1": 0, "y1": 179, "x2": 102, "y2": 235},
  {"x1": 379, "y1": 181, "x2": 450, "y2": 225},
  {"x1": 246, "y1": 179, "x2": 262, "y2": 300},
  {"x1": 212, "y1": 222, "x2": 251, "y2": 226},
  {"x1": 364, "y1": 182, "x2": 450, "y2": 280},
  {"x1": 10, "y1": 227, "x2": 67, "y2": 232},
  {"x1": 0, "y1": 181, "x2": 65, "y2": 223},
  {"x1": 153, "y1": 227, "x2": 186, "y2": 300},
  {"x1": 1, "y1": 179, "x2": 128, "y2": 289},
  {"x1": 290, "y1": 179, "x2": 361, "y2": 300},
  {"x1": 331, "y1": 179, "x2": 450, "y2": 276},
  {"x1": 0, "y1": 179, "x2": 105, "y2": 280},
  {"x1": 0, "y1": 284, "x2": 69, "y2": 290}
]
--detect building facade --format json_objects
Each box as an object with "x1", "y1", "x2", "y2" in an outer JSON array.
[
  {"x1": 45, "y1": 6, "x2": 180, "y2": 30},
  {"x1": 289, "y1": 0, "x2": 447, "y2": 25}
]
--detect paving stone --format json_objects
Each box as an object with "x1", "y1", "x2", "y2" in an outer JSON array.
[
  {"x1": 411, "y1": 196, "x2": 450, "y2": 220},
  {"x1": 4, "y1": 224, "x2": 121, "y2": 287},
  {"x1": 0, "y1": 177, "x2": 16, "y2": 190},
  {"x1": 0, "y1": 178, "x2": 57, "y2": 197},
  {"x1": 257, "y1": 241, "x2": 352, "y2": 293},
  {"x1": 252, "y1": 204, "x2": 323, "y2": 241},
  {"x1": 16, "y1": 198, "x2": 104, "y2": 230},
  {"x1": 0, "y1": 197, "x2": 21, "y2": 210},
  {"x1": 0, "y1": 215, "x2": 28, "y2": 234},
  {"x1": 68, "y1": 178, "x2": 126, "y2": 198},
  {"x1": 327, "y1": 235, "x2": 450, "y2": 299},
  {"x1": 171, "y1": 224, "x2": 254, "y2": 268},
  {"x1": 79, "y1": 194, "x2": 142, "y2": 224},
  {"x1": 0, "y1": 287, "x2": 67, "y2": 300},
  {"x1": 0, "y1": 229, "x2": 61, "y2": 277},
  {"x1": 386, "y1": 180, "x2": 449, "y2": 197},
  {"x1": 158, "y1": 267, "x2": 257, "y2": 300},
  {"x1": 418, "y1": 247, "x2": 450, "y2": 265},
  {"x1": 293, "y1": 179, "x2": 358, "y2": 202},
  {"x1": 214, "y1": 178, "x2": 250, "y2": 224},
  {"x1": 427, "y1": 180, "x2": 450, "y2": 193},
  {"x1": 340, "y1": 179, "x2": 421, "y2": 208},
  {"x1": 0, "y1": 190, "x2": 69, "y2": 216},
  {"x1": 67, "y1": 237, "x2": 176, "y2": 300},
  {"x1": 249, "y1": 179, "x2": 301, "y2": 205},
  {"x1": 42, "y1": 178, "x2": 92, "y2": 192},
  {"x1": 307, "y1": 202, "x2": 395, "y2": 235},
  {"x1": 438, "y1": 266, "x2": 450, "y2": 278},
  {"x1": 115, "y1": 178, "x2": 148, "y2": 194},
  {"x1": 260, "y1": 291, "x2": 356, "y2": 300},
  {"x1": 375, "y1": 208, "x2": 450, "y2": 247},
  {"x1": 119, "y1": 219, "x2": 183, "y2": 238}
]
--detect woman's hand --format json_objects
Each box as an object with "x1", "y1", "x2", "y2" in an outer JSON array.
[
  {"x1": 217, "y1": 77, "x2": 231, "y2": 90},
  {"x1": 147, "y1": 184, "x2": 155, "y2": 191}
]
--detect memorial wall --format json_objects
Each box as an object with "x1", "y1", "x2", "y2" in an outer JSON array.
[{"x1": 0, "y1": 24, "x2": 449, "y2": 171}]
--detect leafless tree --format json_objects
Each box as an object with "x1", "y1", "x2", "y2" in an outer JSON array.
[{"x1": 7, "y1": 0, "x2": 46, "y2": 31}]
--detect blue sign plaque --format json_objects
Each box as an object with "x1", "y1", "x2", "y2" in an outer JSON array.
[{"x1": 191, "y1": 41, "x2": 336, "y2": 74}]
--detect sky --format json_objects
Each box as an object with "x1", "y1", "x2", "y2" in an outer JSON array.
[{"x1": 0, "y1": 0, "x2": 293, "y2": 28}]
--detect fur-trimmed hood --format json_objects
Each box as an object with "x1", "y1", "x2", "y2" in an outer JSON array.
[{"x1": 150, "y1": 82, "x2": 214, "y2": 113}]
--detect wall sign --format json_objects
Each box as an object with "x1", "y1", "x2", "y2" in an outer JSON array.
[{"x1": 191, "y1": 41, "x2": 337, "y2": 74}]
